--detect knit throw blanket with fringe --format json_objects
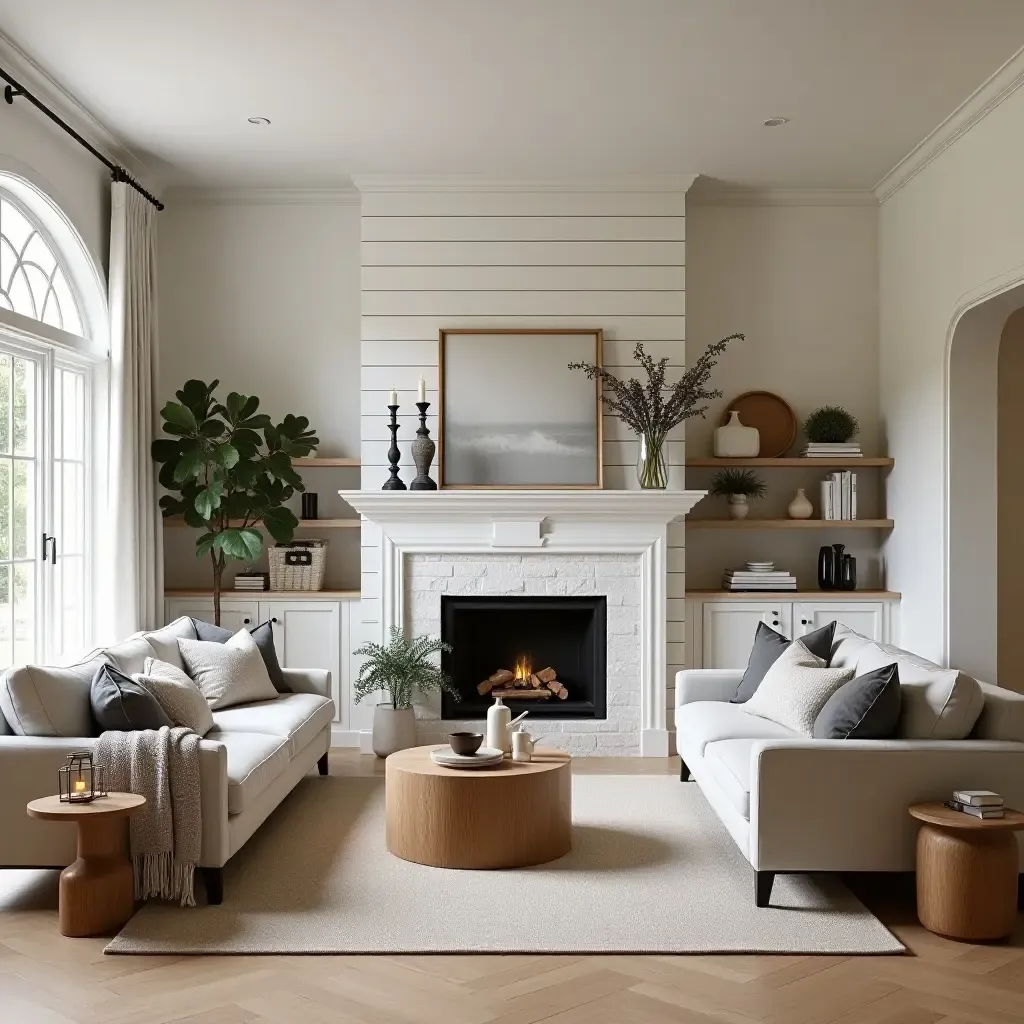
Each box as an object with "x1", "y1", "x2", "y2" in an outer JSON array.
[{"x1": 95, "y1": 726, "x2": 202, "y2": 907}]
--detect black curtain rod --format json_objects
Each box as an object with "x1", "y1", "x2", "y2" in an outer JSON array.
[{"x1": 0, "y1": 64, "x2": 164, "y2": 211}]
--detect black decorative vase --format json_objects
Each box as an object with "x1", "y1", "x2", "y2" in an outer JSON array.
[
  {"x1": 839, "y1": 554, "x2": 857, "y2": 591},
  {"x1": 817, "y1": 545, "x2": 835, "y2": 590},
  {"x1": 301, "y1": 492, "x2": 318, "y2": 520}
]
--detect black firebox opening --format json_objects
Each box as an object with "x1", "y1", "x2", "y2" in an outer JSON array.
[{"x1": 440, "y1": 595, "x2": 607, "y2": 720}]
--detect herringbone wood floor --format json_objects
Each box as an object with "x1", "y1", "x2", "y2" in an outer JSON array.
[{"x1": 2, "y1": 753, "x2": 1023, "y2": 1024}]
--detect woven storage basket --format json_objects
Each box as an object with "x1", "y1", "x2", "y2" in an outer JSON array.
[{"x1": 268, "y1": 539, "x2": 327, "y2": 592}]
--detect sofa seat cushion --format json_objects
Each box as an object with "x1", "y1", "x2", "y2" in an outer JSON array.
[
  {"x1": 213, "y1": 731, "x2": 293, "y2": 814},
  {"x1": 212, "y1": 693, "x2": 334, "y2": 755},
  {"x1": 675, "y1": 700, "x2": 799, "y2": 757},
  {"x1": 703, "y1": 739, "x2": 760, "y2": 819}
]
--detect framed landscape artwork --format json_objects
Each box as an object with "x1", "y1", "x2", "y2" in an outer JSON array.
[{"x1": 438, "y1": 329, "x2": 604, "y2": 489}]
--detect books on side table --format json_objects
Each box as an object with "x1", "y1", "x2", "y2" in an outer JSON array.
[{"x1": 944, "y1": 790, "x2": 1005, "y2": 818}]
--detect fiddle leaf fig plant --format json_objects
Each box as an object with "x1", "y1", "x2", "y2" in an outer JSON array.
[{"x1": 151, "y1": 379, "x2": 319, "y2": 624}]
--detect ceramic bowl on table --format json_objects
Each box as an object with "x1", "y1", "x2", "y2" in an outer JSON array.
[{"x1": 448, "y1": 731, "x2": 484, "y2": 756}]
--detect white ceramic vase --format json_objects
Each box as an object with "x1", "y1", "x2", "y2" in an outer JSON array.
[
  {"x1": 728, "y1": 494, "x2": 750, "y2": 520},
  {"x1": 714, "y1": 410, "x2": 760, "y2": 458},
  {"x1": 372, "y1": 704, "x2": 417, "y2": 758},
  {"x1": 787, "y1": 487, "x2": 813, "y2": 519}
]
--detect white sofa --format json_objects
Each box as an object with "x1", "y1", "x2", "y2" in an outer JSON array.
[
  {"x1": 676, "y1": 624, "x2": 1024, "y2": 907},
  {"x1": 0, "y1": 617, "x2": 334, "y2": 904}
]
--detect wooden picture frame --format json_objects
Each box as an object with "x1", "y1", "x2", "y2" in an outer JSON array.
[{"x1": 438, "y1": 329, "x2": 604, "y2": 489}]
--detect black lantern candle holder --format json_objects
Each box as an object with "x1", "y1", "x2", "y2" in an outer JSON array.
[{"x1": 58, "y1": 750, "x2": 107, "y2": 803}]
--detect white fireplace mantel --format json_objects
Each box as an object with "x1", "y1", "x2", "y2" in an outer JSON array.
[{"x1": 340, "y1": 489, "x2": 707, "y2": 756}]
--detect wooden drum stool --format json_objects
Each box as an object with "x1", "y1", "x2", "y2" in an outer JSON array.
[
  {"x1": 909, "y1": 802, "x2": 1024, "y2": 941},
  {"x1": 386, "y1": 746, "x2": 572, "y2": 869},
  {"x1": 27, "y1": 793, "x2": 146, "y2": 937}
]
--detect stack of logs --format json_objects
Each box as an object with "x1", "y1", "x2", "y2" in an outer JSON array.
[{"x1": 477, "y1": 666, "x2": 568, "y2": 700}]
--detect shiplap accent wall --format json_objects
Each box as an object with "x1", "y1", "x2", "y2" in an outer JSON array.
[{"x1": 356, "y1": 179, "x2": 693, "y2": 734}]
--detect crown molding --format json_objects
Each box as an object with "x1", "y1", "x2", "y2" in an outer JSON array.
[
  {"x1": 688, "y1": 188, "x2": 877, "y2": 207},
  {"x1": 0, "y1": 32, "x2": 160, "y2": 195},
  {"x1": 874, "y1": 45, "x2": 1024, "y2": 204},
  {"x1": 351, "y1": 175, "x2": 698, "y2": 194},
  {"x1": 164, "y1": 186, "x2": 361, "y2": 207}
]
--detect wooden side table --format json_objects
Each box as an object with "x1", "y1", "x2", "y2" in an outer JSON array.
[
  {"x1": 909, "y1": 802, "x2": 1024, "y2": 941},
  {"x1": 26, "y1": 793, "x2": 146, "y2": 937}
]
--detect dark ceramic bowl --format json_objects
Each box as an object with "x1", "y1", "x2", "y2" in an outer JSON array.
[{"x1": 449, "y1": 731, "x2": 484, "y2": 756}]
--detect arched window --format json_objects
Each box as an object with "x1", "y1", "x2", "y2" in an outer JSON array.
[
  {"x1": 0, "y1": 192, "x2": 84, "y2": 336},
  {"x1": 0, "y1": 173, "x2": 106, "y2": 668}
]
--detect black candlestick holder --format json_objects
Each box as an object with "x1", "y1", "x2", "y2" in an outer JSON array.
[
  {"x1": 410, "y1": 401, "x2": 437, "y2": 490},
  {"x1": 382, "y1": 404, "x2": 407, "y2": 490}
]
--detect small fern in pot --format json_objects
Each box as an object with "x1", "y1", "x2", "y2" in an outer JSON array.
[
  {"x1": 353, "y1": 626, "x2": 459, "y2": 757},
  {"x1": 710, "y1": 468, "x2": 767, "y2": 520}
]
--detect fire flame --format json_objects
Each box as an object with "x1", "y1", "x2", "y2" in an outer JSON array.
[{"x1": 513, "y1": 655, "x2": 531, "y2": 681}]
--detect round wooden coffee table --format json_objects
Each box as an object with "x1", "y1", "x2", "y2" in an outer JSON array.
[
  {"x1": 386, "y1": 746, "x2": 572, "y2": 869},
  {"x1": 909, "y1": 802, "x2": 1024, "y2": 941},
  {"x1": 26, "y1": 792, "x2": 146, "y2": 937}
]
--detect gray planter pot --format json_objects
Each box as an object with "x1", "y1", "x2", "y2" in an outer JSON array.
[{"x1": 372, "y1": 704, "x2": 417, "y2": 758}]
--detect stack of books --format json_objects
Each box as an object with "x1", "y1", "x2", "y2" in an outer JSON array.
[
  {"x1": 723, "y1": 562, "x2": 796, "y2": 592},
  {"x1": 820, "y1": 471, "x2": 857, "y2": 520},
  {"x1": 944, "y1": 790, "x2": 1004, "y2": 818},
  {"x1": 802, "y1": 442, "x2": 862, "y2": 458},
  {"x1": 233, "y1": 571, "x2": 269, "y2": 592}
]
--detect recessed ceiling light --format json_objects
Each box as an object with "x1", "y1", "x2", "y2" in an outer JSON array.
[
  {"x1": 247, "y1": 116, "x2": 271, "y2": 125},
  {"x1": 762, "y1": 116, "x2": 790, "y2": 127}
]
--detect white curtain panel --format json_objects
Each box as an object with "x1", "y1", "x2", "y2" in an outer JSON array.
[{"x1": 105, "y1": 181, "x2": 163, "y2": 637}]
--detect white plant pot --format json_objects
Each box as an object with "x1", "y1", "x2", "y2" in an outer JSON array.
[
  {"x1": 728, "y1": 494, "x2": 750, "y2": 520},
  {"x1": 714, "y1": 410, "x2": 760, "y2": 458},
  {"x1": 372, "y1": 704, "x2": 417, "y2": 758},
  {"x1": 787, "y1": 487, "x2": 813, "y2": 519}
]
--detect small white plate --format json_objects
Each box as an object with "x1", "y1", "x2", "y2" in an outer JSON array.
[{"x1": 430, "y1": 746, "x2": 504, "y2": 769}]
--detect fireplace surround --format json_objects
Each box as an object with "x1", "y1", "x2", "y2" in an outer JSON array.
[{"x1": 440, "y1": 595, "x2": 607, "y2": 720}]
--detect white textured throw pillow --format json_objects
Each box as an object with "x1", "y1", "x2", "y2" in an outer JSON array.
[
  {"x1": 133, "y1": 657, "x2": 215, "y2": 736},
  {"x1": 178, "y1": 629, "x2": 279, "y2": 710},
  {"x1": 744, "y1": 640, "x2": 855, "y2": 736}
]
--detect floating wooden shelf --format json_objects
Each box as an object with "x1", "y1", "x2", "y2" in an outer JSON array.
[
  {"x1": 686, "y1": 457, "x2": 894, "y2": 468},
  {"x1": 164, "y1": 518, "x2": 360, "y2": 529},
  {"x1": 686, "y1": 519, "x2": 893, "y2": 530},
  {"x1": 165, "y1": 588, "x2": 360, "y2": 600},
  {"x1": 292, "y1": 457, "x2": 360, "y2": 467},
  {"x1": 686, "y1": 589, "x2": 901, "y2": 599}
]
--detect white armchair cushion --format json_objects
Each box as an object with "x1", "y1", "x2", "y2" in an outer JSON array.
[{"x1": 743, "y1": 641, "x2": 854, "y2": 736}]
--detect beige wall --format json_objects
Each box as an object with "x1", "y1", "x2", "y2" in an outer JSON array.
[{"x1": 998, "y1": 307, "x2": 1024, "y2": 690}]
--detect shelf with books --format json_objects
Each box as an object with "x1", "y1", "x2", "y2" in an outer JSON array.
[
  {"x1": 686, "y1": 519, "x2": 893, "y2": 530},
  {"x1": 686, "y1": 457, "x2": 893, "y2": 468}
]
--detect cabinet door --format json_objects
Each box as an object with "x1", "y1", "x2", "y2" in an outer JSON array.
[
  {"x1": 164, "y1": 598, "x2": 261, "y2": 632},
  {"x1": 793, "y1": 601, "x2": 885, "y2": 642},
  {"x1": 701, "y1": 601, "x2": 792, "y2": 669},
  {"x1": 261, "y1": 601, "x2": 341, "y2": 720}
]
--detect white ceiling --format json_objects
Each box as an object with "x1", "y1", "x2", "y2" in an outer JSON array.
[{"x1": 2, "y1": 0, "x2": 1024, "y2": 190}]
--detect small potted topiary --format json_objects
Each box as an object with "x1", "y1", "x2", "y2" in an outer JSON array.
[
  {"x1": 353, "y1": 626, "x2": 460, "y2": 757},
  {"x1": 804, "y1": 406, "x2": 859, "y2": 444},
  {"x1": 710, "y1": 468, "x2": 767, "y2": 520}
]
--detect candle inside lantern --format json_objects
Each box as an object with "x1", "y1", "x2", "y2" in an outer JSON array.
[
  {"x1": 388, "y1": 387, "x2": 398, "y2": 406},
  {"x1": 417, "y1": 376, "x2": 426, "y2": 402},
  {"x1": 74, "y1": 779, "x2": 86, "y2": 793}
]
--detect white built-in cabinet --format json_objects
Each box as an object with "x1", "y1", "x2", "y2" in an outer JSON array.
[
  {"x1": 164, "y1": 596, "x2": 353, "y2": 730},
  {"x1": 686, "y1": 595, "x2": 899, "y2": 670}
]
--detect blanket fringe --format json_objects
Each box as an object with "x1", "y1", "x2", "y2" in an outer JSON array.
[{"x1": 133, "y1": 852, "x2": 196, "y2": 908}]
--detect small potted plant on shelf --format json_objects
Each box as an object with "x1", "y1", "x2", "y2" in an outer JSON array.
[
  {"x1": 710, "y1": 468, "x2": 767, "y2": 520},
  {"x1": 353, "y1": 626, "x2": 460, "y2": 757}
]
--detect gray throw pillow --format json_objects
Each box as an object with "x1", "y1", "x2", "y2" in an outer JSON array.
[
  {"x1": 731, "y1": 620, "x2": 837, "y2": 703},
  {"x1": 191, "y1": 617, "x2": 288, "y2": 693},
  {"x1": 91, "y1": 662, "x2": 173, "y2": 732},
  {"x1": 813, "y1": 663, "x2": 901, "y2": 739}
]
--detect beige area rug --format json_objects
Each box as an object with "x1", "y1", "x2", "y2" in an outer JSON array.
[{"x1": 106, "y1": 775, "x2": 904, "y2": 955}]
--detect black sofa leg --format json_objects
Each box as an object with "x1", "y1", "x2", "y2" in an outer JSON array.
[
  {"x1": 755, "y1": 871, "x2": 775, "y2": 908},
  {"x1": 201, "y1": 867, "x2": 223, "y2": 905},
  {"x1": 679, "y1": 756, "x2": 691, "y2": 782},
  {"x1": 318, "y1": 752, "x2": 329, "y2": 776}
]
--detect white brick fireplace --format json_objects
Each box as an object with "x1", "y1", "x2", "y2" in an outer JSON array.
[{"x1": 340, "y1": 491, "x2": 705, "y2": 755}]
